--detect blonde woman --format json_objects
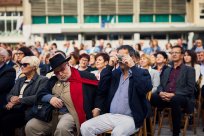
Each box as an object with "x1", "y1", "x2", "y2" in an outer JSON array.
[{"x1": 140, "y1": 54, "x2": 160, "y2": 93}]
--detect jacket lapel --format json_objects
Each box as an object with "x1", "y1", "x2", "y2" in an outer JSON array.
[
  {"x1": 176, "y1": 64, "x2": 186, "y2": 85},
  {"x1": 163, "y1": 67, "x2": 171, "y2": 86},
  {"x1": 22, "y1": 74, "x2": 39, "y2": 95},
  {"x1": 110, "y1": 69, "x2": 121, "y2": 100}
]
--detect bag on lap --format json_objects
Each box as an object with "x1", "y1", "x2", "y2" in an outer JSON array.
[{"x1": 32, "y1": 102, "x2": 53, "y2": 122}]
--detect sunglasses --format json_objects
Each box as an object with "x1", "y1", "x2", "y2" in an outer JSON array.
[{"x1": 20, "y1": 63, "x2": 30, "y2": 67}]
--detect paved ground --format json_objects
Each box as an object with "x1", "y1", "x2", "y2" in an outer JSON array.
[{"x1": 154, "y1": 117, "x2": 204, "y2": 136}]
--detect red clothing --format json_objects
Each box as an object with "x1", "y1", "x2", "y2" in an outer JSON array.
[{"x1": 68, "y1": 67, "x2": 98, "y2": 125}]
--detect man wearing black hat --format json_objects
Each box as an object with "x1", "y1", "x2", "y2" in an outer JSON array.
[{"x1": 25, "y1": 54, "x2": 101, "y2": 136}]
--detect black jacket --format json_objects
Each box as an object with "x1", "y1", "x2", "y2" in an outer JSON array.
[
  {"x1": 7, "y1": 60, "x2": 15, "y2": 67},
  {"x1": 0, "y1": 64, "x2": 16, "y2": 109}
]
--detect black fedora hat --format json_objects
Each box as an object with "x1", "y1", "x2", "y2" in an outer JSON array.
[{"x1": 48, "y1": 54, "x2": 71, "y2": 72}]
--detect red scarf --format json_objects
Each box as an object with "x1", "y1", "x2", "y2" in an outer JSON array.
[{"x1": 68, "y1": 67, "x2": 98, "y2": 125}]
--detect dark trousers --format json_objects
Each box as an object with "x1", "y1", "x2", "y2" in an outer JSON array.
[
  {"x1": 0, "y1": 108, "x2": 25, "y2": 136},
  {"x1": 150, "y1": 93, "x2": 188, "y2": 136},
  {"x1": 202, "y1": 86, "x2": 204, "y2": 109}
]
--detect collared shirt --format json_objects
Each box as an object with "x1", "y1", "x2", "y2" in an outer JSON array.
[
  {"x1": 19, "y1": 80, "x2": 30, "y2": 98},
  {"x1": 110, "y1": 70, "x2": 132, "y2": 116},
  {"x1": 165, "y1": 65, "x2": 181, "y2": 93}
]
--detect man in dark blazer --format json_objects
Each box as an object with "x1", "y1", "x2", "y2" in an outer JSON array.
[
  {"x1": 0, "y1": 47, "x2": 16, "y2": 110},
  {"x1": 81, "y1": 45, "x2": 152, "y2": 136},
  {"x1": 25, "y1": 54, "x2": 100, "y2": 136},
  {"x1": 151, "y1": 45, "x2": 195, "y2": 136}
]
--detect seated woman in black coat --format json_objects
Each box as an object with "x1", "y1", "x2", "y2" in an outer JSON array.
[{"x1": 0, "y1": 56, "x2": 48, "y2": 136}]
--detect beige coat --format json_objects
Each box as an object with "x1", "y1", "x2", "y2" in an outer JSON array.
[{"x1": 52, "y1": 81, "x2": 80, "y2": 136}]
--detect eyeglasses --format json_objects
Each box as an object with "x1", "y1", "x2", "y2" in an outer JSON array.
[
  {"x1": 170, "y1": 52, "x2": 181, "y2": 55},
  {"x1": 20, "y1": 63, "x2": 30, "y2": 67},
  {"x1": 16, "y1": 52, "x2": 24, "y2": 56},
  {"x1": 80, "y1": 59, "x2": 89, "y2": 62}
]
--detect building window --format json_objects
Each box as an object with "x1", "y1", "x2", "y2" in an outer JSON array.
[
  {"x1": 169, "y1": 33, "x2": 182, "y2": 39},
  {"x1": 140, "y1": 14, "x2": 185, "y2": 23},
  {"x1": 109, "y1": 34, "x2": 119, "y2": 40},
  {"x1": 155, "y1": 14, "x2": 169, "y2": 22},
  {"x1": 0, "y1": 12, "x2": 5, "y2": 16},
  {"x1": 118, "y1": 15, "x2": 133, "y2": 23},
  {"x1": 153, "y1": 34, "x2": 166, "y2": 39},
  {"x1": 85, "y1": 35, "x2": 96, "y2": 40},
  {"x1": 32, "y1": 16, "x2": 46, "y2": 24},
  {"x1": 97, "y1": 35, "x2": 107, "y2": 40},
  {"x1": 101, "y1": 15, "x2": 116, "y2": 23},
  {"x1": 140, "y1": 33, "x2": 152, "y2": 40},
  {"x1": 6, "y1": 20, "x2": 12, "y2": 32},
  {"x1": 0, "y1": 20, "x2": 5, "y2": 32},
  {"x1": 200, "y1": 3, "x2": 204, "y2": 19},
  {"x1": 171, "y1": 14, "x2": 185, "y2": 22},
  {"x1": 0, "y1": 11, "x2": 23, "y2": 34},
  {"x1": 64, "y1": 16, "x2": 78, "y2": 23},
  {"x1": 123, "y1": 34, "x2": 133, "y2": 40},
  {"x1": 52, "y1": 34, "x2": 65, "y2": 41},
  {"x1": 84, "y1": 15, "x2": 99, "y2": 23},
  {"x1": 140, "y1": 15, "x2": 154, "y2": 22},
  {"x1": 48, "y1": 16, "x2": 62, "y2": 24},
  {"x1": 13, "y1": 20, "x2": 17, "y2": 30},
  {"x1": 66, "y1": 35, "x2": 78, "y2": 40}
]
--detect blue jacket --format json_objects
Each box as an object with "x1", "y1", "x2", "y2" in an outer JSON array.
[{"x1": 98, "y1": 65, "x2": 152, "y2": 128}]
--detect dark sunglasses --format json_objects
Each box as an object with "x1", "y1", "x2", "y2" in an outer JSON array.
[{"x1": 20, "y1": 63, "x2": 30, "y2": 67}]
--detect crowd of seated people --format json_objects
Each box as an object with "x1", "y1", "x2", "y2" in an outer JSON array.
[{"x1": 0, "y1": 38, "x2": 204, "y2": 136}]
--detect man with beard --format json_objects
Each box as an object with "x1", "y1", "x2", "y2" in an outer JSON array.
[{"x1": 25, "y1": 54, "x2": 101, "y2": 136}]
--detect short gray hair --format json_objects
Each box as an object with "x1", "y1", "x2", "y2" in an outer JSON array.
[{"x1": 21, "y1": 56, "x2": 40, "y2": 68}]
